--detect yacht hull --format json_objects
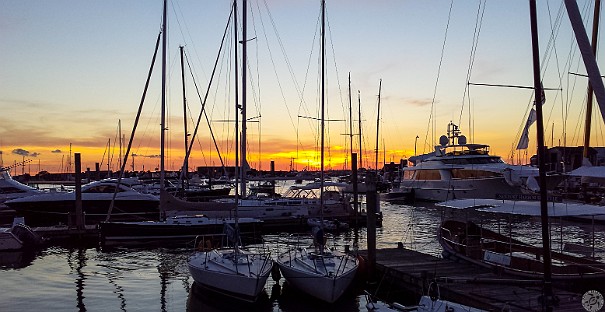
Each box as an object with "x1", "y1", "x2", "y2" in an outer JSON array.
[
  {"x1": 99, "y1": 218, "x2": 262, "y2": 246},
  {"x1": 399, "y1": 176, "x2": 523, "y2": 202},
  {"x1": 6, "y1": 196, "x2": 159, "y2": 226}
]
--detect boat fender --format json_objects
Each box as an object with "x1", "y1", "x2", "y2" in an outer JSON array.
[{"x1": 428, "y1": 282, "x2": 440, "y2": 301}]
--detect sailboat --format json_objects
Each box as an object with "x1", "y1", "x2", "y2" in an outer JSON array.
[
  {"x1": 274, "y1": 0, "x2": 359, "y2": 303},
  {"x1": 187, "y1": 0, "x2": 272, "y2": 301},
  {"x1": 98, "y1": 0, "x2": 262, "y2": 247}
]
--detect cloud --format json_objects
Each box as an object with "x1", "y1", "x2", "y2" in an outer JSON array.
[
  {"x1": 405, "y1": 98, "x2": 434, "y2": 107},
  {"x1": 0, "y1": 98, "x2": 47, "y2": 109},
  {"x1": 134, "y1": 154, "x2": 161, "y2": 158},
  {"x1": 12, "y1": 148, "x2": 39, "y2": 157},
  {"x1": 51, "y1": 149, "x2": 62, "y2": 153}
]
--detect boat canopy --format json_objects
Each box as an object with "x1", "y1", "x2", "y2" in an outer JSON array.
[{"x1": 437, "y1": 198, "x2": 605, "y2": 217}]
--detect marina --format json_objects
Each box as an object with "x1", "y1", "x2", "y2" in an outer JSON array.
[
  {"x1": 5, "y1": 0, "x2": 605, "y2": 311},
  {"x1": 1, "y1": 198, "x2": 604, "y2": 311}
]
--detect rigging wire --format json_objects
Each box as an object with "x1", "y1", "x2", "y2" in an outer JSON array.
[
  {"x1": 458, "y1": 0, "x2": 486, "y2": 144},
  {"x1": 259, "y1": 0, "x2": 318, "y2": 165},
  {"x1": 180, "y1": 6, "x2": 235, "y2": 178},
  {"x1": 424, "y1": 0, "x2": 454, "y2": 155},
  {"x1": 249, "y1": 3, "x2": 263, "y2": 171},
  {"x1": 183, "y1": 49, "x2": 227, "y2": 172},
  {"x1": 325, "y1": 7, "x2": 348, "y2": 171}
]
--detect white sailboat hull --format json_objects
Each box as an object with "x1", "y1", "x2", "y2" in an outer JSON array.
[
  {"x1": 276, "y1": 249, "x2": 358, "y2": 303},
  {"x1": 187, "y1": 248, "x2": 272, "y2": 301}
]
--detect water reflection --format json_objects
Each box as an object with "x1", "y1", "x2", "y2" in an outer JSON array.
[
  {"x1": 0, "y1": 249, "x2": 38, "y2": 269},
  {"x1": 1, "y1": 199, "x2": 604, "y2": 311},
  {"x1": 157, "y1": 249, "x2": 190, "y2": 312},
  {"x1": 97, "y1": 249, "x2": 128, "y2": 311},
  {"x1": 276, "y1": 281, "x2": 361, "y2": 312},
  {"x1": 186, "y1": 282, "x2": 273, "y2": 312},
  {"x1": 76, "y1": 248, "x2": 86, "y2": 311}
]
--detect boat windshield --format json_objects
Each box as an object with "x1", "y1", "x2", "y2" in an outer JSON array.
[
  {"x1": 440, "y1": 157, "x2": 503, "y2": 165},
  {"x1": 84, "y1": 184, "x2": 127, "y2": 193}
]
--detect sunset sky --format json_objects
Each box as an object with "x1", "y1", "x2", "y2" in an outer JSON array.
[{"x1": 1, "y1": 1, "x2": 603, "y2": 174}]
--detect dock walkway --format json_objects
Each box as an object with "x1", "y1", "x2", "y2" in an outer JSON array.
[{"x1": 362, "y1": 248, "x2": 588, "y2": 311}]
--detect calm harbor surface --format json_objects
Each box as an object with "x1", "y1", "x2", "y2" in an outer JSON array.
[{"x1": 2, "y1": 198, "x2": 605, "y2": 311}]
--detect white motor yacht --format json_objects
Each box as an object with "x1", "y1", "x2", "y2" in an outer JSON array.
[
  {"x1": 393, "y1": 122, "x2": 538, "y2": 202},
  {"x1": 0, "y1": 217, "x2": 44, "y2": 251},
  {"x1": 5, "y1": 178, "x2": 159, "y2": 226},
  {"x1": 0, "y1": 169, "x2": 42, "y2": 208}
]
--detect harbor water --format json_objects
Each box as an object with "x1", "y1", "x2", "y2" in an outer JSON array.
[{"x1": 2, "y1": 198, "x2": 605, "y2": 311}]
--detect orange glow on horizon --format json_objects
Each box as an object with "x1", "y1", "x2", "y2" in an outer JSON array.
[{"x1": 1, "y1": 144, "x2": 415, "y2": 175}]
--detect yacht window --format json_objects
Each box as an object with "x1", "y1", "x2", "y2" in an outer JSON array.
[
  {"x1": 451, "y1": 169, "x2": 501, "y2": 179},
  {"x1": 402, "y1": 171, "x2": 415, "y2": 180},
  {"x1": 441, "y1": 159, "x2": 468, "y2": 165},
  {"x1": 415, "y1": 170, "x2": 441, "y2": 180},
  {"x1": 441, "y1": 157, "x2": 504, "y2": 165}
]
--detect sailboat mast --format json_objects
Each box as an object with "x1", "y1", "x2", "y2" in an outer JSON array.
[
  {"x1": 583, "y1": 0, "x2": 601, "y2": 159},
  {"x1": 180, "y1": 46, "x2": 189, "y2": 190},
  {"x1": 348, "y1": 73, "x2": 353, "y2": 171},
  {"x1": 233, "y1": 0, "x2": 240, "y2": 239},
  {"x1": 529, "y1": 0, "x2": 553, "y2": 308},
  {"x1": 240, "y1": 0, "x2": 248, "y2": 198},
  {"x1": 107, "y1": 139, "x2": 111, "y2": 175},
  {"x1": 159, "y1": 0, "x2": 167, "y2": 214},
  {"x1": 320, "y1": 0, "x2": 326, "y2": 224},
  {"x1": 358, "y1": 90, "x2": 362, "y2": 169},
  {"x1": 374, "y1": 79, "x2": 381, "y2": 171},
  {"x1": 119, "y1": 120, "x2": 122, "y2": 170},
  {"x1": 383, "y1": 138, "x2": 386, "y2": 165},
  {"x1": 180, "y1": 47, "x2": 189, "y2": 192}
]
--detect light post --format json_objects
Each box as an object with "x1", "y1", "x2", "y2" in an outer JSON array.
[{"x1": 414, "y1": 135, "x2": 419, "y2": 156}]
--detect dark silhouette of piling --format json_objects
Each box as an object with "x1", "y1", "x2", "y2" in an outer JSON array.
[
  {"x1": 352, "y1": 153, "x2": 358, "y2": 220},
  {"x1": 74, "y1": 153, "x2": 84, "y2": 229},
  {"x1": 365, "y1": 171, "x2": 377, "y2": 280}
]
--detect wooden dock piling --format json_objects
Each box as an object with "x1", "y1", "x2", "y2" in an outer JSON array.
[{"x1": 365, "y1": 171, "x2": 377, "y2": 282}]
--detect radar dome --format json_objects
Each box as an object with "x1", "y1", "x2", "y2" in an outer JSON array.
[
  {"x1": 439, "y1": 135, "x2": 448, "y2": 146},
  {"x1": 458, "y1": 135, "x2": 467, "y2": 145}
]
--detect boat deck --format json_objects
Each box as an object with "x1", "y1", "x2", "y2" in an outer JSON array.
[{"x1": 361, "y1": 248, "x2": 593, "y2": 311}]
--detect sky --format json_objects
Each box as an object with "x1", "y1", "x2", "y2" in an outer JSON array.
[{"x1": 0, "y1": 0, "x2": 603, "y2": 174}]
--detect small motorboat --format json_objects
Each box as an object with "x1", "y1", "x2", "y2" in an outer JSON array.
[{"x1": 0, "y1": 217, "x2": 44, "y2": 251}]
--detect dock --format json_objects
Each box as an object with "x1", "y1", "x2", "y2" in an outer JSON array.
[
  {"x1": 361, "y1": 248, "x2": 589, "y2": 311},
  {"x1": 33, "y1": 225, "x2": 99, "y2": 245}
]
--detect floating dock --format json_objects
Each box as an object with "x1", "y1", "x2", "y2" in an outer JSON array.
[
  {"x1": 33, "y1": 225, "x2": 99, "y2": 243},
  {"x1": 361, "y1": 248, "x2": 590, "y2": 311}
]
